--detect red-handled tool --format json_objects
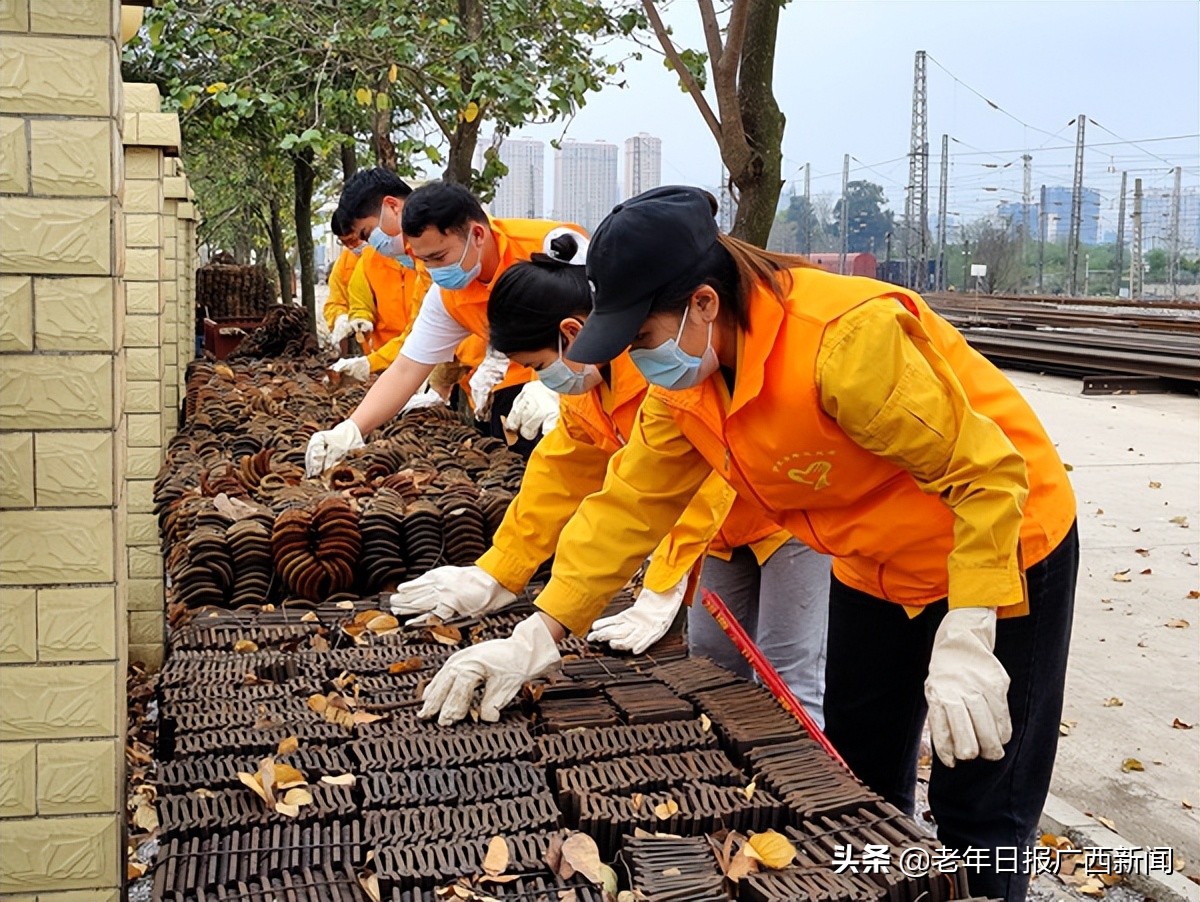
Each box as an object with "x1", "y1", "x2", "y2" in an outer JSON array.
[{"x1": 700, "y1": 587, "x2": 848, "y2": 770}]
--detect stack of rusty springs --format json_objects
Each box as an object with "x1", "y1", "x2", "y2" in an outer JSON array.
[
  {"x1": 575, "y1": 783, "x2": 785, "y2": 858},
  {"x1": 649, "y1": 656, "x2": 744, "y2": 697},
  {"x1": 158, "y1": 746, "x2": 355, "y2": 794},
  {"x1": 347, "y1": 722, "x2": 535, "y2": 770},
  {"x1": 620, "y1": 834, "x2": 731, "y2": 901},
  {"x1": 359, "y1": 760, "x2": 547, "y2": 808},
  {"x1": 156, "y1": 781, "x2": 357, "y2": 839},
  {"x1": 168, "y1": 863, "x2": 370, "y2": 902},
  {"x1": 604, "y1": 680, "x2": 696, "y2": 724},
  {"x1": 152, "y1": 821, "x2": 367, "y2": 900},
  {"x1": 389, "y1": 874, "x2": 608, "y2": 901},
  {"x1": 536, "y1": 720, "x2": 717, "y2": 771},
  {"x1": 736, "y1": 849, "x2": 879, "y2": 902},
  {"x1": 536, "y1": 694, "x2": 622, "y2": 731},
  {"x1": 365, "y1": 791, "x2": 562, "y2": 846},
  {"x1": 374, "y1": 830, "x2": 562, "y2": 893},
  {"x1": 785, "y1": 801, "x2": 971, "y2": 902},
  {"x1": 555, "y1": 749, "x2": 746, "y2": 819},
  {"x1": 692, "y1": 682, "x2": 810, "y2": 761},
  {"x1": 746, "y1": 739, "x2": 881, "y2": 822}
]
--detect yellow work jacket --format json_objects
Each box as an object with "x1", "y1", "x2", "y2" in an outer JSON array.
[
  {"x1": 324, "y1": 247, "x2": 359, "y2": 329},
  {"x1": 476, "y1": 352, "x2": 790, "y2": 596},
  {"x1": 437, "y1": 217, "x2": 587, "y2": 392},
  {"x1": 533, "y1": 267, "x2": 1076, "y2": 635},
  {"x1": 347, "y1": 245, "x2": 432, "y2": 372}
]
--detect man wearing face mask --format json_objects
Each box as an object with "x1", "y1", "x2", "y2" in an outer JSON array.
[
  {"x1": 305, "y1": 181, "x2": 587, "y2": 475},
  {"x1": 323, "y1": 210, "x2": 365, "y2": 350}
]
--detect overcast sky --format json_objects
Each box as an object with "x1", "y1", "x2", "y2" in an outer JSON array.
[{"x1": 492, "y1": 0, "x2": 1199, "y2": 232}]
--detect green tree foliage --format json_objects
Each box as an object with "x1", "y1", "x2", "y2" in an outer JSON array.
[{"x1": 830, "y1": 181, "x2": 895, "y2": 254}]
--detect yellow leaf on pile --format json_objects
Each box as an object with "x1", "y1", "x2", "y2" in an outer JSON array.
[
  {"x1": 274, "y1": 763, "x2": 305, "y2": 786},
  {"x1": 743, "y1": 830, "x2": 797, "y2": 869},
  {"x1": 321, "y1": 773, "x2": 357, "y2": 786},
  {"x1": 277, "y1": 735, "x2": 299, "y2": 756},
  {"x1": 653, "y1": 799, "x2": 679, "y2": 819},
  {"x1": 233, "y1": 639, "x2": 259, "y2": 653},
  {"x1": 274, "y1": 801, "x2": 300, "y2": 818},
  {"x1": 237, "y1": 771, "x2": 268, "y2": 802},
  {"x1": 282, "y1": 787, "x2": 313, "y2": 807},
  {"x1": 388, "y1": 657, "x2": 423, "y2": 674},
  {"x1": 367, "y1": 613, "x2": 399, "y2": 633},
  {"x1": 482, "y1": 835, "x2": 509, "y2": 876},
  {"x1": 307, "y1": 694, "x2": 328, "y2": 714},
  {"x1": 1121, "y1": 758, "x2": 1145, "y2": 772}
]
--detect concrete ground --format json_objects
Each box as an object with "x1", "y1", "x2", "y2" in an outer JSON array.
[{"x1": 1010, "y1": 371, "x2": 1200, "y2": 875}]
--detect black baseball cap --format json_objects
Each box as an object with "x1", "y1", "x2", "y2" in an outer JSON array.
[{"x1": 569, "y1": 185, "x2": 719, "y2": 365}]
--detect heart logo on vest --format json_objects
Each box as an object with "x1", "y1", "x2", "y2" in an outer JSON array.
[{"x1": 787, "y1": 460, "x2": 832, "y2": 490}]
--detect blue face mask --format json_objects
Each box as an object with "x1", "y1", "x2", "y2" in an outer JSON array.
[
  {"x1": 428, "y1": 229, "x2": 482, "y2": 291},
  {"x1": 629, "y1": 315, "x2": 719, "y2": 391},
  {"x1": 538, "y1": 331, "x2": 602, "y2": 395},
  {"x1": 349, "y1": 244, "x2": 365, "y2": 256},
  {"x1": 367, "y1": 202, "x2": 415, "y2": 269}
]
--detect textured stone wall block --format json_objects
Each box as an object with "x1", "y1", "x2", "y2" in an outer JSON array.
[
  {"x1": 128, "y1": 610, "x2": 162, "y2": 648},
  {"x1": 123, "y1": 311, "x2": 159, "y2": 348},
  {"x1": 125, "y1": 476, "x2": 154, "y2": 514},
  {"x1": 29, "y1": 119, "x2": 112, "y2": 195},
  {"x1": 0, "y1": 35, "x2": 112, "y2": 117},
  {"x1": 32, "y1": 276, "x2": 114, "y2": 351},
  {"x1": 0, "y1": 743, "x2": 36, "y2": 818},
  {"x1": 124, "y1": 379, "x2": 161, "y2": 414},
  {"x1": 0, "y1": 354, "x2": 112, "y2": 429},
  {"x1": 124, "y1": 346, "x2": 161, "y2": 381},
  {"x1": 0, "y1": 509, "x2": 114, "y2": 585},
  {"x1": 122, "y1": 146, "x2": 161, "y2": 180},
  {"x1": 33, "y1": 431, "x2": 112, "y2": 507},
  {"x1": 125, "y1": 512, "x2": 157, "y2": 547},
  {"x1": 36, "y1": 740, "x2": 117, "y2": 815},
  {"x1": 126, "y1": 412, "x2": 161, "y2": 448},
  {"x1": 0, "y1": 197, "x2": 110, "y2": 275},
  {"x1": 124, "y1": 445, "x2": 160, "y2": 480},
  {"x1": 29, "y1": 0, "x2": 112, "y2": 36},
  {"x1": 0, "y1": 813, "x2": 118, "y2": 892},
  {"x1": 125, "y1": 578, "x2": 162, "y2": 613},
  {"x1": 0, "y1": 663, "x2": 117, "y2": 740},
  {"x1": 124, "y1": 280, "x2": 160, "y2": 315},
  {"x1": 0, "y1": 276, "x2": 33, "y2": 351},
  {"x1": 120, "y1": 177, "x2": 160, "y2": 214},
  {"x1": 126, "y1": 545, "x2": 161, "y2": 579},
  {"x1": 37, "y1": 586, "x2": 116, "y2": 662},
  {"x1": 0, "y1": 431, "x2": 34, "y2": 507},
  {"x1": 0, "y1": 115, "x2": 28, "y2": 193},
  {"x1": 123, "y1": 246, "x2": 160, "y2": 282},
  {"x1": 123, "y1": 212, "x2": 160, "y2": 248},
  {"x1": 0, "y1": 588, "x2": 36, "y2": 663}
]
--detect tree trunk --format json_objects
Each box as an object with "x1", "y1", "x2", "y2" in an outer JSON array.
[
  {"x1": 292, "y1": 148, "x2": 317, "y2": 330},
  {"x1": 372, "y1": 108, "x2": 397, "y2": 171},
  {"x1": 341, "y1": 140, "x2": 358, "y2": 181},
  {"x1": 444, "y1": 0, "x2": 483, "y2": 185},
  {"x1": 729, "y1": 0, "x2": 785, "y2": 247},
  {"x1": 268, "y1": 196, "x2": 292, "y2": 302}
]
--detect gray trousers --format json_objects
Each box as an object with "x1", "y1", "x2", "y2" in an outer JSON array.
[{"x1": 687, "y1": 538, "x2": 831, "y2": 728}]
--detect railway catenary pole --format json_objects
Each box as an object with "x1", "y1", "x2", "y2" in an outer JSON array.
[
  {"x1": 803, "y1": 162, "x2": 812, "y2": 255},
  {"x1": 907, "y1": 50, "x2": 929, "y2": 290},
  {"x1": 1168, "y1": 165, "x2": 1182, "y2": 297},
  {"x1": 1021, "y1": 154, "x2": 1032, "y2": 295},
  {"x1": 1113, "y1": 171, "x2": 1127, "y2": 297},
  {"x1": 839, "y1": 153, "x2": 849, "y2": 275},
  {"x1": 937, "y1": 133, "x2": 949, "y2": 291},
  {"x1": 1066, "y1": 114, "x2": 1087, "y2": 296},
  {"x1": 1130, "y1": 177, "x2": 1144, "y2": 300},
  {"x1": 1037, "y1": 184, "x2": 1047, "y2": 293}
]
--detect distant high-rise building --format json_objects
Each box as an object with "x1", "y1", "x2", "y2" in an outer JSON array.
[
  {"x1": 554, "y1": 139, "x2": 619, "y2": 232},
  {"x1": 997, "y1": 201, "x2": 1038, "y2": 236},
  {"x1": 1141, "y1": 186, "x2": 1200, "y2": 253},
  {"x1": 474, "y1": 137, "x2": 544, "y2": 219},
  {"x1": 623, "y1": 133, "x2": 662, "y2": 199},
  {"x1": 1042, "y1": 186, "x2": 1101, "y2": 245}
]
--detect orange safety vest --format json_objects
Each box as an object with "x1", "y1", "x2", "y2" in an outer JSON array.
[
  {"x1": 355, "y1": 245, "x2": 429, "y2": 351},
  {"x1": 324, "y1": 247, "x2": 359, "y2": 328},
  {"x1": 564, "y1": 352, "x2": 786, "y2": 552},
  {"x1": 652, "y1": 267, "x2": 1076, "y2": 607},
  {"x1": 438, "y1": 218, "x2": 587, "y2": 391}
]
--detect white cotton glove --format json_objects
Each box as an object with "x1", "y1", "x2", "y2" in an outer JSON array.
[
  {"x1": 330, "y1": 314, "x2": 354, "y2": 345},
  {"x1": 419, "y1": 614, "x2": 561, "y2": 725},
  {"x1": 401, "y1": 385, "x2": 449, "y2": 413},
  {"x1": 924, "y1": 607, "x2": 1012, "y2": 768},
  {"x1": 348, "y1": 317, "x2": 374, "y2": 337},
  {"x1": 330, "y1": 356, "x2": 371, "y2": 382},
  {"x1": 506, "y1": 380, "x2": 560, "y2": 440},
  {"x1": 468, "y1": 350, "x2": 511, "y2": 418},
  {"x1": 389, "y1": 564, "x2": 517, "y2": 625},
  {"x1": 304, "y1": 419, "x2": 364, "y2": 477},
  {"x1": 586, "y1": 573, "x2": 687, "y2": 654}
]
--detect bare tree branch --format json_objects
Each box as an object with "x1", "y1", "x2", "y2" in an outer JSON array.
[
  {"x1": 640, "y1": 0, "x2": 723, "y2": 145},
  {"x1": 697, "y1": 0, "x2": 724, "y2": 69},
  {"x1": 698, "y1": 0, "x2": 751, "y2": 175}
]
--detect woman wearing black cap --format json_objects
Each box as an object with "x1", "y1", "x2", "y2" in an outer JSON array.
[{"x1": 420, "y1": 186, "x2": 1079, "y2": 902}]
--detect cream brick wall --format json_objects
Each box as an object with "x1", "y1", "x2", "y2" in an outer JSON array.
[{"x1": 0, "y1": 2, "x2": 125, "y2": 896}]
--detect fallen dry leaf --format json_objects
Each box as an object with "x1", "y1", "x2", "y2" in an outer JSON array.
[
  {"x1": 192, "y1": 787, "x2": 216, "y2": 798},
  {"x1": 233, "y1": 639, "x2": 259, "y2": 653},
  {"x1": 742, "y1": 780, "x2": 757, "y2": 800},
  {"x1": 727, "y1": 843, "x2": 760, "y2": 880},
  {"x1": 429, "y1": 624, "x2": 463, "y2": 646},
  {"x1": 238, "y1": 771, "x2": 268, "y2": 802},
  {"x1": 743, "y1": 830, "x2": 797, "y2": 869},
  {"x1": 307, "y1": 693, "x2": 328, "y2": 714},
  {"x1": 599, "y1": 863, "x2": 618, "y2": 898},
  {"x1": 128, "y1": 860, "x2": 149, "y2": 880},
  {"x1": 320, "y1": 773, "x2": 357, "y2": 786},
  {"x1": 1170, "y1": 516, "x2": 1189, "y2": 527},
  {"x1": 661, "y1": 867, "x2": 682, "y2": 877},
  {"x1": 1096, "y1": 815, "x2": 1118, "y2": 831},
  {"x1": 352, "y1": 711, "x2": 385, "y2": 726},
  {"x1": 482, "y1": 835, "x2": 509, "y2": 877},
  {"x1": 358, "y1": 872, "x2": 381, "y2": 902},
  {"x1": 300, "y1": 611, "x2": 318, "y2": 622},
  {"x1": 544, "y1": 833, "x2": 564, "y2": 877},
  {"x1": 277, "y1": 735, "x2": 299, "y2": 756},
  {"x1": 1173, "y1": 718, "x2": 1194, "y2": 730},
  {"x1": 274, "y1": 763, "x2": 305, "y2": 786},
  {"x1": 367, "y1": 613, "x2": 399, "y2": 633},
  {"x1": 1121, "y1": 758, "x2": 1144, "y2": 773},
  {"x1": 630, "y1": 792, "x2": 644, "y2": 812},
  {"x1": 388, "y1": 657, "x2": 424, "y2": 674},
  {"x1": 1059, "y1": 721, "x2": 1075, "y2": 736},
  {"x1": 1166, "y1": 619, "x2": 1191, "y2": 629},
  {"x1": 1135, "y1": 548, "x2": 1150, "y2": 557},
  {"x1": 274, "y1": 801, "x2": 300, "y2": 818},
  {"x1": 1149, "y1": 481, "x2": 1162, "y2": 489},
  {"x1": 335, "y1": 599, "x2": 355, "y2": 609},
  {"x1": 282, "y1": 787, "x2": 313, "y2": 806},
  {"x1": 1140, "y1": 568, "x2": 1152, "y2": 575},
  {"x1": 133, "y1": 800, "x2": 159, "y2": 832},
  {"x1": 1183, "y1": 800, "x2": 1193, "y2": 809},
  {"x1": 1103, "y1": 697, "x2": 1123, "y2": 707},
  {"x1": 1112, "y1": 570, "x2": 1132, "y2": 582},
  {"x1": 1188, "y1": 590, "x2": 1200, "y2": 600},
  {"x1": 560, "y1": 832, "x2": 603, "y2": 884},
  {"x1": 653, "y1": 799, "x2": 679, "y2": 819}
]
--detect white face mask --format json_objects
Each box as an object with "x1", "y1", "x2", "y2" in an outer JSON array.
[
  {"x1": 629, "y1": 313, "x2": 719, "y2": 390},
  {"x1": 537, "y1": 330, "x2": 602, "y2": 395}
]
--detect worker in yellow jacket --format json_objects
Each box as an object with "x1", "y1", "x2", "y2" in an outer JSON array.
[
  {"x1": 305, "y1": 182, "x2": 587, "y2": 473},
  {"x1": 420, "y1": 187, "x2": 1078, "y2": 902},
  {"x1": 388, "y1": 246, "x2": 830, "y2": 721},
  {"x1": 323, "y1": 209, "x2": 363, "y2": 344}
]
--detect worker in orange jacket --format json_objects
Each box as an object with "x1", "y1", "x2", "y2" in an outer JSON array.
[
  {"x1": 323, "y1": 209, "x2": 363, "y2": 344},
  {"x1": 420, "y1": 187, "x2": 1078, "y2": 902},
  {"x1": 388, "y1": 246, "x2": 830, "y2": 720},
  {"x1": 305, "y1": 182, "x2": 587, "y2": 473}
]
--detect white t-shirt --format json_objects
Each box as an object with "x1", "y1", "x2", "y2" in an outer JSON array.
[{"x1": 399, "y1": 283, "x2": 470, "y2": 365}]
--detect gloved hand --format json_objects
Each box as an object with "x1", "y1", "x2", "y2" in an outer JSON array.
[
  {"x1": 468, "y1": 350, "x2": 510, "y2": 418},
  {"x1": 506, "y1": 380, "x2": 560, "y2": 440},
  {"x1": 330, "y1": 356, "x2": 370, "y2": 382},
  {"x1": 330, "y1": 314, "x2": 354, "y2": 345},
  {"x1": 401, "y1": 385, "x2": 449, "y2": 413},
  {"x1": 304, "y1": 419, "x2": 364, "y2": 477},
  {"x1": 389, "y1": 564, "x2": 517, "y2": 624},
  {"x1": 586, "y1": 573, "x2": 687, "y2": 654},
  {"x1": 924, "y1": 607, "x2": 1012, "y2": 768},
  {"x1": 348, "y1": 317, "x2": 374, "y2": 337},
  {"x1": 419, "y1": 614, "x2": 561, "y2": 725}
]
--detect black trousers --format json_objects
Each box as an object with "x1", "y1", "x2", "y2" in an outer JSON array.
[
  {"x1": 486, "y1": 383, "x2": 539, "y2": 460},
  {"x1": 824, "y1": 523, "x2": 1078, "y2": 902}
]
